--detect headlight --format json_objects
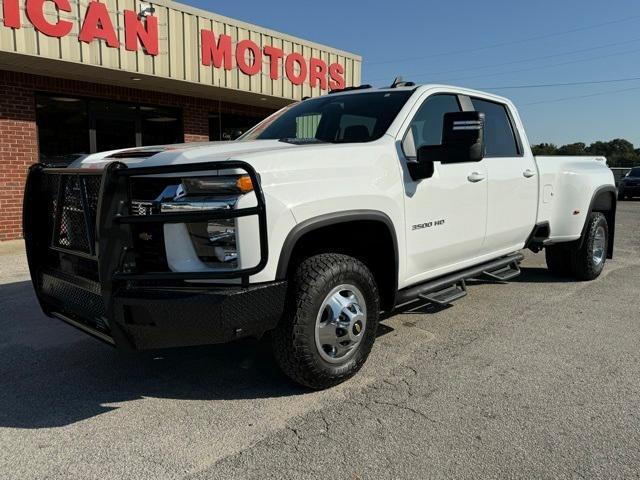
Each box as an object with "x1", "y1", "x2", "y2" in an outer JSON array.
[
  {"x1": 155, "y1": 174, "x2": 255, "y2": 269},
  {"x1": 178, "y1": 175, "x2": 253, "y2": 196}
]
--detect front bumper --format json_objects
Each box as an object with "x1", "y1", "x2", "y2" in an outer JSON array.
[
  {"x1": 23, "y1": 161, "x2": 281, "y2": 351},
  {"x1": 39, "y1": 268, "x2": 286, "y2": 350}
]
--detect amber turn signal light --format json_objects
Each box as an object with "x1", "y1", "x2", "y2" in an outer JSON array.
[{"x1": 236, "y1": 175, "x2": 254, "y2": 193}]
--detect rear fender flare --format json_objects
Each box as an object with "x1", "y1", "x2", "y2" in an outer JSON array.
[{"x1": 578, "y1": 185, "x2": 617, "y2": 258}]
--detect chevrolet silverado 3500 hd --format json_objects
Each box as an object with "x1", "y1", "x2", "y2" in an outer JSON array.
[{"x1": 23, "y1": 84, "x2": 616, "y2": 389}]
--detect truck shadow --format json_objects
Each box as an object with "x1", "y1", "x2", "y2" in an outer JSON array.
[
  {"x1": 0, "y1": 280, "x2": 398, "y2": 430},
  {"x1": 0, "y1": 281, "x2": 310, "y2": 430},
  {"x1": 0, "y1": 265, "x2": 567, "y2": 429},
  {"x1": 512, "y1": 266, "x2": 574, "y2": 284}
]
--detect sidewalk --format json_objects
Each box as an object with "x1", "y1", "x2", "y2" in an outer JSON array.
[{"x1": 0, "y1": 239, "x2": 29, "y2": 285}]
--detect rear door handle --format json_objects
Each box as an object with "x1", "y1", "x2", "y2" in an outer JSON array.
[
  {"x1": 467, "y1": 172, "x2": 486, "y2": 183},
  {"x1": 523, "y1": 169, "x2": 536, "y2": 178}
]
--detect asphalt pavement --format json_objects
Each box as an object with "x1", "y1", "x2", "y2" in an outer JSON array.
[{"x1": 1, "y1": 202, "x2": 639, "y2": 479}]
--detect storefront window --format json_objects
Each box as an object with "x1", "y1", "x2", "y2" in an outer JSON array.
[
  {"x1": 209, "y1": 113, "x2": 267, "y2": 141},
  {"x1": 35, "y1": 96, "x2": 90, "y2": 165},
  {"x1": 90, "y1": 100, "x2": 138, "y2": 153},
  {"x1": 36, "y1": 94, "x2": 184, "y2": 165},
  {"x1": 141, "y1": 106, "x2": 183, "y2": 146}
]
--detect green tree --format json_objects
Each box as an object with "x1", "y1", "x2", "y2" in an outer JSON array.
[
  {"x1": 587, "y1": 139, "x2": 638, "y2": 167},
  {"x1": 557, "y1": 142, "x2": 587, "y2": 155},
  {"x1": 531, "y1": 138, "x2": 640, "y2": 167},
  {"x1": 531, "y1": 143, "x2": 558, "y2": 155}
]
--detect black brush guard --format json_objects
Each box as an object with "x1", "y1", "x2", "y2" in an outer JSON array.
[{"x1": 23, "y1": 161, "x2": 287, "y2": 350}]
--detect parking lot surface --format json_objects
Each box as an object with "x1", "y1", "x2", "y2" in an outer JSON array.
[{"x1": 1, "y1": 202, "x2": 639, "y2": 479}]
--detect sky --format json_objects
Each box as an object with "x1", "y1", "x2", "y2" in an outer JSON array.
[{"x1": 182, "y1": 0, "x2": 640, "y2": 147}]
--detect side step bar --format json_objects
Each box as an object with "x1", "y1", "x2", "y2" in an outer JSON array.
[
  {"x1": 482, "y1": 262, "x2": 521, "y2": 282},
  {"x1": 395, "y1": 253, "x2": 524, "y2": 309},
  {"x1": 418, "y1": 280, "x2": 467, "y2": 307}
]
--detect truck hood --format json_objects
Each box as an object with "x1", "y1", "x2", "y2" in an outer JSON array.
[{"x1": 69, "y1": 140, "x2": 298, "y2": 170}]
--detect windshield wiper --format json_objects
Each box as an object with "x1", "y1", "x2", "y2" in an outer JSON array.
[{"x1": 278, "y1": 138, "x2": 327, "y2": 145}]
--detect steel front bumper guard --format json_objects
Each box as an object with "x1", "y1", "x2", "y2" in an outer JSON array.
[{"x1": 23, "y1": 160, "x2": 287, "y2": 350}]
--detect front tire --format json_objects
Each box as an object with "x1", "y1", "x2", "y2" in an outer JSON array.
[{"x1": 272, "y1": 254, "x2": 380, "y2": 390}]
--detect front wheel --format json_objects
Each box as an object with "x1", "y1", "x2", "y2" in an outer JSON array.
[{"x1": 272, "y1": 254, "x2": 380, "y2": 390}]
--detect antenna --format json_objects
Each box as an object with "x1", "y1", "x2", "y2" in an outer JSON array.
[{"x1": 390, "y1": 76, "x2": 416, "y2": 88}]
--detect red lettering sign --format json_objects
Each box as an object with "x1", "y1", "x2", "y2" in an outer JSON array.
[
  {"x1": 26, "y1": 0, "x2": 73, "y2": 38},
  {"x1": 201, "y1": 30, "x2": 233, "y2": 70},
  {"x1": 3, "y1": 0, "x2": 21, "y2": 28},
  {"x1": 2, "y1": 2, "x2": 350, "y2": 91},
  {"x1": 285, "y1": 52, "x2": 308, "y2": 86},
  {"x1": 236, "y1": 40, "x2": 262, "y2": 76},
  {"x1": 309, "y1": 58, "x2": 328, "y2": 90},
  {"x1": 329, "y1": 63, "x2": 346, "y2": 91},
  {"x1": 79, "y1": 1, "x2": 118, "y2": 48},
  {"x1": 263, "y1": 46, "x2": 284, "y2": 80},
  {"x1": 124, "y1": 10, "x2": 158, "y2": 56}
]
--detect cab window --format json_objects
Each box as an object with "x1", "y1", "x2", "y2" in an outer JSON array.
[
  {"x1": 470, "y1": 98, "x2": 520, "y2": 157},
  {"x1": 402, "y1": 94, "x2": 461, "y2": 159}
]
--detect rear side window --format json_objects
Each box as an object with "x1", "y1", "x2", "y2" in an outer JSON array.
[{"x1": 471, "y1": 98, "x2": 519, "y2": 157}]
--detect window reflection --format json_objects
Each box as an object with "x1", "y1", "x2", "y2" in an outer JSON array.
[{"x1": 36, "y1": 94, "x2": 184, "y2": 165}]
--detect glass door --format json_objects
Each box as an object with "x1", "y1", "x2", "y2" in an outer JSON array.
[{"x1": 90, "y1": 101, "x2": 139, "y2": 152}]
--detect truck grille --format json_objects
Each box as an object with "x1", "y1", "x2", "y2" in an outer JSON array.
[{"x1": 44, "y1": 174, "x2": 101, "y2": 256}]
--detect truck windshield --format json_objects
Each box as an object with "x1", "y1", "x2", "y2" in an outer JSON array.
[
  {"x1": 629, "y1": 167, "x2": 640, "y2": 177},
  {"x1": 238, "y1": 91, "x2": 413, "y2": 144}
]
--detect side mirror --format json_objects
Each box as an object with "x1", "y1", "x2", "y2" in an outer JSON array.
[
  {"x1": 410, "y1": 111, "x2": 486, "y2": 181},
  {"x1": 407, "y1": 157, "x2": 435, "y2": 180}
]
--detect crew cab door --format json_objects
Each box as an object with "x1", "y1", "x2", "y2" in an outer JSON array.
[
  {"x1": 400, "y1": 93, "x2": 488, "y2": 285},
  {"x1": 469, "y1": 98, "x2": 538, "y2": 253}
]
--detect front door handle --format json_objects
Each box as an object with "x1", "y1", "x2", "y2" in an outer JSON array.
[
  {"x1": 523, "y1": 169, "x2": 537, "y2": 178},
  {"x1": 467, "y1": 172, "x2": 486, "y2": 183}
]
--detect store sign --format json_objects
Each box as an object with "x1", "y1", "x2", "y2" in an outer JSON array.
[
  {"x1": 2, "y1": 0, "x2": 346, "y2": 90},
  {"x1": 200, "y1": 31, "x2": 345, "y2": 90}
]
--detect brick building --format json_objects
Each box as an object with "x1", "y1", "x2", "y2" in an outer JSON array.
[{"x1": 0, "y1": 0, "x2": 361, "y2": 240}]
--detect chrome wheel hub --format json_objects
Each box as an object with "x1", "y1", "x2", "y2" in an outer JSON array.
[
  {"x1": 315, "y1": 284, "x2": 367, "y2": 364},
  {"x1": 592, "y1": 225, "x2": 606, "y2": 266}
]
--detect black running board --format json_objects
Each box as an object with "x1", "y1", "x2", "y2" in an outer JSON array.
[
  {"x1": 418, "y1": 279, "x2": 467, "y2": 307},
  {"x1": 395, "y1": 253, "x2": 524, "y2": 309},
  {"x1": 482, "y1": 262, "x2": 521, "y2": 282}
]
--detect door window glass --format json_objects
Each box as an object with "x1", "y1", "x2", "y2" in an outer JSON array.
[
  {"x1": 403, "y1": 94, "x2": 461, "y2": 159},
  {"x1": 470, "y1": 98, "x2": 519, "y2": 157}
]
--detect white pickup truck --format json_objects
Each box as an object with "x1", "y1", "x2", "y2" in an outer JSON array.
[{"x1": 23, "y1": 83, "x2": 616, "y2": 389}]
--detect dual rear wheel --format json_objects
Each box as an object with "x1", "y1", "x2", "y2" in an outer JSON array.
[{"x1": 545, "y1": 212, "x2": 609, "y2": 281}]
